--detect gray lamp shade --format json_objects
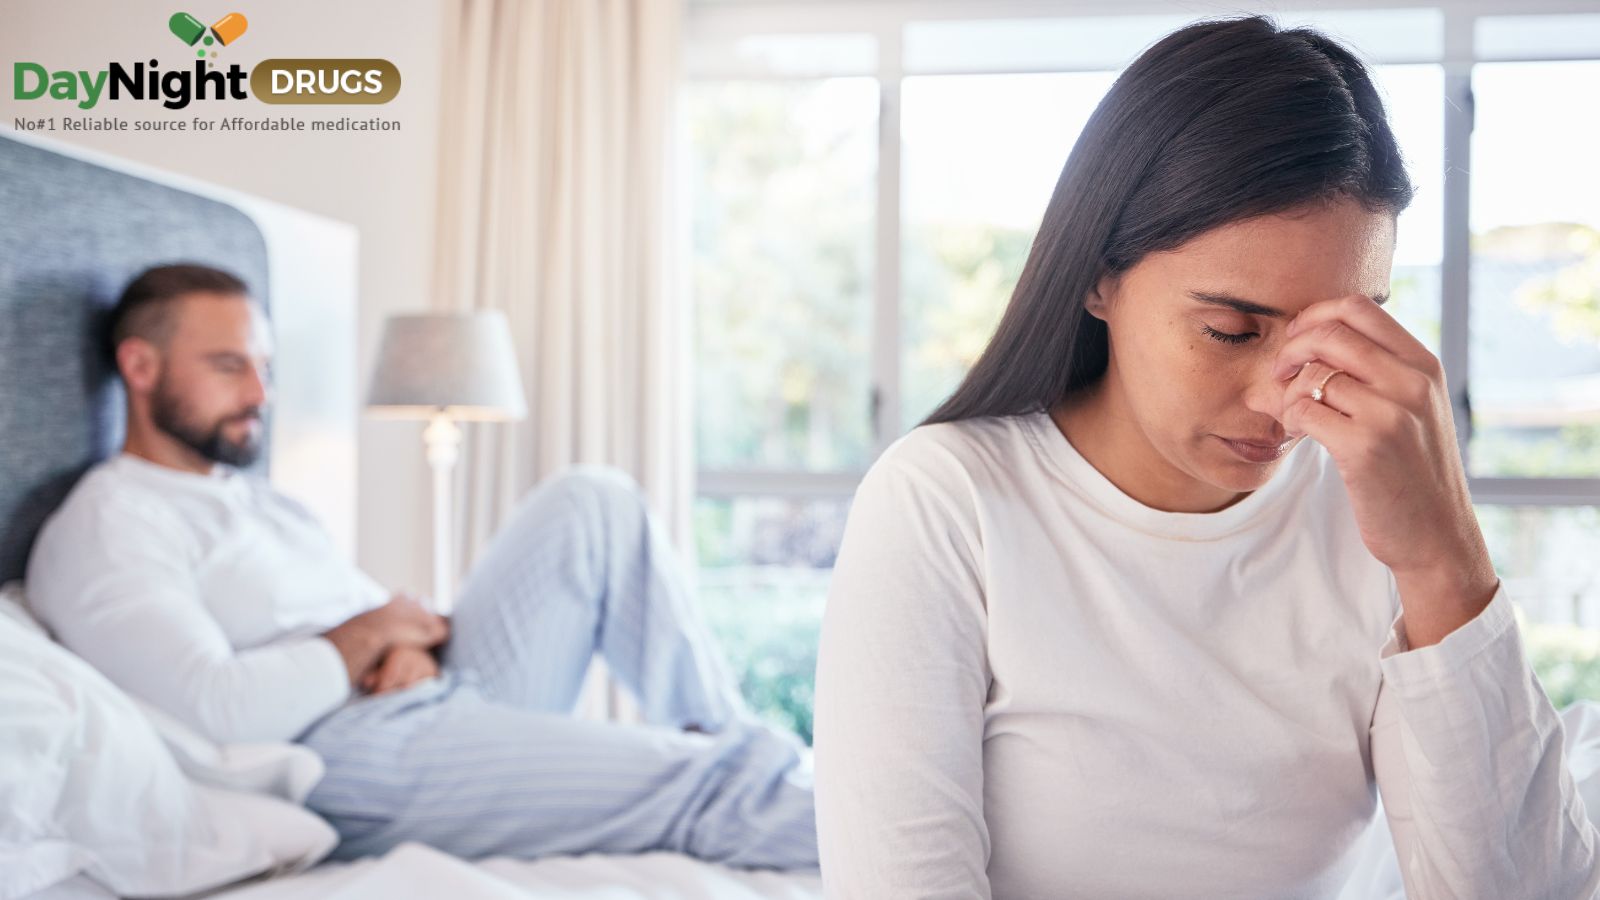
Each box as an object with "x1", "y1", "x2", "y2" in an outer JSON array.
[{"x1": 366, "y1": 311, "x2": 528, "y2": 421}]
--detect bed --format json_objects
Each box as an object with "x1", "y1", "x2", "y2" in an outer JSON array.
[
  {"x1": 21, "y1": 125, "x2": 1600, "y2": 900},
  {"x1": 0, "y1": 129, "x2": 821, "y2": 899},
  {"x1": 37, "y1": 844, "x2": 820, "y2": 900}
]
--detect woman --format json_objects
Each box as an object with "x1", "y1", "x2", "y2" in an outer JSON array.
[{"x1": 813, "y1": 15, "x2": 1599, "y2": 899}]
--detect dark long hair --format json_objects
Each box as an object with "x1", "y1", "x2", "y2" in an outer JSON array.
[{"x1": 921, "y1": 16, "x2": 1415, "y2": 427}]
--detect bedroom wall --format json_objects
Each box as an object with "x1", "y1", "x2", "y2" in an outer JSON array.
[{"x1": 0, "y1": 0, "x2": 447, "y2": 592}]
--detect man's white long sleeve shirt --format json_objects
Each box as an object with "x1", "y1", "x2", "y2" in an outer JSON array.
[{"x1": 27, "y1": 452, "x2": 387, "y2": 743}]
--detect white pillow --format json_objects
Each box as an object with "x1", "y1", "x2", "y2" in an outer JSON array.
[
  {"x1": 15, "y1": 872, "x2": 114, "y2": 900},
  {"x1": 0, "y1": 582, "x2": 325, "y2": 804},
  {"x1": 128, "y1": 698, "x2": 326, "y2": 804},
  {"x1": 0, "y1": 840, "x2": 91, "y2": 900},
  {"x1": 0, "y1": 581, "x2": 336, "y2": 899},
  {"x1": 0, "y1": 581, "x2": 48, "y2": 636}
]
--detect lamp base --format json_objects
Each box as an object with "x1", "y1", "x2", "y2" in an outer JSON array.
[{"x1": 423, "y1": 413, "x2": 461, "y2": 616}]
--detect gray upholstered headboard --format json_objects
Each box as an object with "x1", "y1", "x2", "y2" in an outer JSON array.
[{"x1": 0, "y1": 133, "x2": 273, "y2": 584}]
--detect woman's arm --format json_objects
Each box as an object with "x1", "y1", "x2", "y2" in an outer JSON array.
[
  {"x1": 814, "y1": 451, "x2": 992, "y2": 899},
  {"x1": 1273, "y1": 294, "x2": 1600, "y2": 894},
  {"x1": 1371, "y1": 577, "x2": 1600, "y2": 896}
]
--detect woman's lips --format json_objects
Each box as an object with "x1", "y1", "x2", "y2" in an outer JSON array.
[{"x1": 1216, "y1": 435, "x2": 1292, "y2": 463}]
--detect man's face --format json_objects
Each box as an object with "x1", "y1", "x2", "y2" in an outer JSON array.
[{"x1": 145, "y1": 293, "x2": 274, "y2": 467}]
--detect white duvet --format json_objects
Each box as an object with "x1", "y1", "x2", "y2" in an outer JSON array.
[
  {"x1": 195, "y1": 697, "x2": 1600, "y2": 900},
  {"x1": 207, "y1": 843, "x2": 821, "y2": 900}
]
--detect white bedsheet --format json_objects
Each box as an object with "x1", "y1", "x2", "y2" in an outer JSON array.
[
  {"x1": 32, "y1": 703, "x2": 1600, "y2": 899},
  {"x1": 206, "y1": 843, "x2": 821, "y2": 900}
]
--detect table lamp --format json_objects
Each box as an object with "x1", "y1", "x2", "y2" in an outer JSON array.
[{"x1": 366, "y1": 310, "x2": 527, "y2": 615}]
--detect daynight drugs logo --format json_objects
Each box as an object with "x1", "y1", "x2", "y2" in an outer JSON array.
[
  {"x1": 170, "y1": 11, "x2": 250, "y2": 59},
  {"x1": 12, "y1": 10, "x2": 398, "y2": 111}
]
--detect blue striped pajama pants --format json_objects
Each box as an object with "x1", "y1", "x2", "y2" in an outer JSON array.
[{"x1": 295, "y1": 465, "x2": 818, "y2": 870}]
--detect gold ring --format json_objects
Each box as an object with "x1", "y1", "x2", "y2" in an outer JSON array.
[{"x1": 1311, "y1": 368, "x2": 1344, "y2": 403}]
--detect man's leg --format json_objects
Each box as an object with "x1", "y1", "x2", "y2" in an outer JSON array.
[
  {"x1": 299, "y1": 681, "x2": 817, "y2": 869},
  {"x1": 441, "y1": 465, "x2": 751, "y2": 732}
]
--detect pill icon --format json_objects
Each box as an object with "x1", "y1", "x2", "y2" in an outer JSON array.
[
  {"x1": 169, "y1": 12, "x2": 205, "y2": 46},
  {"x1": 210, "y1": 13, "x2": 248, "y2": 46}
]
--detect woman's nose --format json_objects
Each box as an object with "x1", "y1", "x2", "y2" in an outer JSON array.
[{"x1": 1242, "y1": 356, "x2": 1292, "y2": 422}]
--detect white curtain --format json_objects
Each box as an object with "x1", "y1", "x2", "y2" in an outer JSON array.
[{"x1": 430, "y1": 0, "x2": 692, "y2": 565}]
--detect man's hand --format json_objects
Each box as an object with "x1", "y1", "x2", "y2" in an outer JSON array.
[
  {"x1": 322, "y1": 593, "x2": 450, "y2": 688},
  {"x1": 361, "y1": 593, "x2": 450, "y2": 648},
  {"x1": 361, "y1": 644, "x2": 441, "y2": 695}
]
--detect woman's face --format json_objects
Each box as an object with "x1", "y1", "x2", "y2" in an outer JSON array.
[{"x1": 1081, "y1": 197, "x2": 1396, "y2": 508}]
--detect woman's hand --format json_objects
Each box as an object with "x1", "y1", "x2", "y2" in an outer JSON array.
[
  {"x1": 361, "y1": 644, "x2": 441, "y2": 695},
  {"x1": 1271, "y1": 293, "x2": 1500, "y2": 649}
]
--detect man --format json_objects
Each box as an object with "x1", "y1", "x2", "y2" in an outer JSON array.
[{"x1": 26, "y1": 263, "x2": 817, "y2": 868}]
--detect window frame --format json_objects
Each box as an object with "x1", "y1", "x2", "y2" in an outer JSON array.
[{"x1": 684, "y1": 0, "x2": 1600, "y2": 509}]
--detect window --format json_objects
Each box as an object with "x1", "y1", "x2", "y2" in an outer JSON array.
[
  {"x1": 685, "y1": 77, "x2": 878, "y2": 473},
  {"x1": 683, "y1": 42, "x2": 877, "y2": 739},
  {"x1": 900, "y1": 71, "x2": 1113, "y2": 432},
  {"x1": 693, "y1": 496, "x2": 847, "y2": 743},
  {"x1": 1468, "y1": 59, "x2": 1600, "y2": 479},
  {"x1": 684, "y1": 5, "x2": 1600, "y2": 741}
]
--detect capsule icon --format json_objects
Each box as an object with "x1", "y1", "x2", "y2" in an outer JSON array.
[
  {"x1": 210, "y1": 13, "x2": 248, "y2": 46},
  {"x1": 168, "y1": 12, "x2": 205, "y2": 46}
]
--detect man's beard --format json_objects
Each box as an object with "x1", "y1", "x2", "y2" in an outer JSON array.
[{"x1": 150, "y1": 377, "x2": 264, "y2": 468}]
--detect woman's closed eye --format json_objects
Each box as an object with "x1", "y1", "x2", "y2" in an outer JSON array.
[{"x1": 1201, "y1": 324, "x2": 1257, "y2": 345}]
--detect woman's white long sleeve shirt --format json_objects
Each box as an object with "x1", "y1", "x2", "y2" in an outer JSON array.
[{"x1": 814, "y1": 411, "x2": 1600, "y2": 898}]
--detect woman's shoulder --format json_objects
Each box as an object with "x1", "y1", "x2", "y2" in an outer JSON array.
[
  {"x1": 838, "y1": 418, "x2": 1031, "y2": 582},
  {"x1": 874, "y1": 412, "x2": 1041, "y2": 482},
  {"x1": 858, "y1": 412, "x2": 1047, "y2": 523}
]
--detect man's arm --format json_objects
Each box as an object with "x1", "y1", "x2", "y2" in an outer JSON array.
[
  {"x1": 44, "y1": 568, "x2": 352, "y2": 743},
  {"x1": 28, "y1": 500, "x2": 353, "y2": 744}
]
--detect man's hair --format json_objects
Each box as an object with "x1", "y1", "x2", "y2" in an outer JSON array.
[{"x1": 104, "y1": 263, "x2": 250, "y2": 368}]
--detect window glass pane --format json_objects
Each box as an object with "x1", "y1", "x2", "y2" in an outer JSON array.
[
  {"x1": 694, "y1": 496, "x2": 847, "y2": 744},
  {"x1": 1478, "y1": 504, "x2": 1600, "y2": 707},
  {"x1": 1380, "y1": 64, "x2": 1445, "y2": 358},
  {"x1": 899, "y1": 71, "x2": 1111, "y2": 432},
  {"x1": 685, "y1": 78, "x2": 878, "y2": 471},
  {"x1": 1268, "y1": 8, "x2": 1443, "y2": 62},
  {"x1": 684, "y1": 32, "x2": 877, "y2": 78},
  {"x1": 1477, "y1": 14, "x2": 1600, "y2": 61},
  {"x1": 904, "y1": 16, "x2": 1191, "y2": 73},
  {"x1": 1469, "y1": 61, "x2": 1600, "y2": 478},
  {"x1": 903, "y1": 9, "x2": 1440, "y2": 74},
  {"x1": 899, "y1": 65, "x2": 1441, "y2": 431}
]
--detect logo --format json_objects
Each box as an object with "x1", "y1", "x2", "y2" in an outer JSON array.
[
  {"x1": 11, "y1": 11, "x2": 399, "y2": 111},
  {"x1": 169, "y1": 12, "x2": 249, "y2": 60}
]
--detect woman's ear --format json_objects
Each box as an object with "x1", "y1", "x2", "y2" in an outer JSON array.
[{"x1": 1083, "y1": 274, "x2": 1117, "y2": 322}]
